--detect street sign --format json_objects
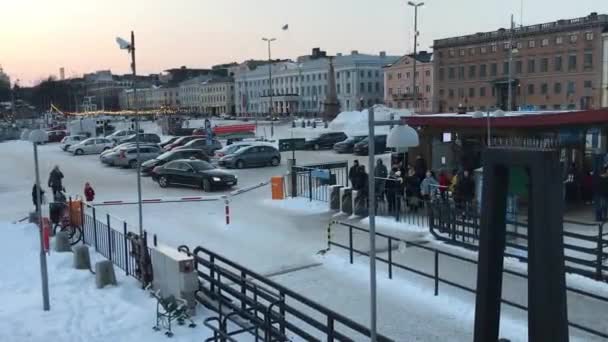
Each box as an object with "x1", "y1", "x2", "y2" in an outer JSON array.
[
  {"x1": 311, "y1": 169, "x2": 330, "y2": 180},
  {"x1": 278, "y1": 138, "x2": 306, "y2": 152}
]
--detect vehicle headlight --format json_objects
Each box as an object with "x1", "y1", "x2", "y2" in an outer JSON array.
[{"x1": 212, "y1": 177, "x2": 221, "y2": 182}]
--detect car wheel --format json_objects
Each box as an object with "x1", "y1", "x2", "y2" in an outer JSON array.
[
  {"x1": 158, "y1": 176, "x2": 169, "y2": 188},
  {"x1": 314, "y1": 143, "x2": 320, "y2": 150},
  {"x1": 129, "y1": 160, "x2": 138, "y2": 169},
  {"x1": 236, "y1": 160, "x2": 245, "y2": 169},
  {"x1": 201, "y1": 179, "x2": 211, "y2": 192},
  {"x1": 270, "y1": 157, "x2": 280, "y2": 166},
  {"x1": 75, "y1": 149, "x2": 83, "y2": 155}
]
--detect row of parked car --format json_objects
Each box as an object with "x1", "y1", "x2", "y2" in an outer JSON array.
[{"x1": 304, "y1": 132, "x2": 388, "y2": 155}]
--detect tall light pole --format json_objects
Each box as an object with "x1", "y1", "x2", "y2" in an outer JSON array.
[
  {"x1": 407, "y1": 1, "x2": 424, "y2": 111},
  {"x1": 116, "y1": 32, "x2": 145, "y2": 272},
  {"x1": 262, "y1": 37, "x2": 276, "y2": 119}
]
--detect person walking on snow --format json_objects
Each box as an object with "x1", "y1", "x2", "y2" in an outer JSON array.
[
  {"x1": 374, "y1": 159, "x2": 388, "y2": 201},
  {"x1": 31, "y1": 183, "x2": 45, "y2": 212},
  {"x1": 420, "y1": 170, "x2": 439, "y2": 202},
  {"x1": 84, "y1": 182, "x2": 95, "y2": 202},
  {"x1": 349, "y1": 160, "x2": 361, "y2": 190},
  {"x1": 48, "y1": 165, "x2": 64, "y2": 197}
]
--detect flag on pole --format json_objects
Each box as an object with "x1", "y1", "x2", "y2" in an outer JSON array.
[{"x1": 282, "y1": 24, "x2": 289, "y2": 31}]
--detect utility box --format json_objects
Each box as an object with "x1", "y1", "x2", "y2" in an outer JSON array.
[{"x1": 151, "y1": 244, "x2": 198, "y2": 315}]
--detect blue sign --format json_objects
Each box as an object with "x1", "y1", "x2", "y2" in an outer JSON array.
[{"x1": 311, "y1": 169, "x2": 330, "y2": 180}]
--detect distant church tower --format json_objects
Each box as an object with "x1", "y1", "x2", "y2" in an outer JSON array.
[{"x1": 322, "y1": 57, "x2": 340, "y2": 121}]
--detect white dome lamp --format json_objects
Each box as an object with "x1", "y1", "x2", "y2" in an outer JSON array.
[
  {"x1": 387, "y1": 124, "x2": 419, "y2": 153},
  {"x1": 472, "y1": 111, "x2": 484, "y2": 119},
  {"x1": 492, "y1": 109, "x2": 505, "y2": 117},
  {"x1": 29, "y1": 129, "x2": 48, "y2": 144}
]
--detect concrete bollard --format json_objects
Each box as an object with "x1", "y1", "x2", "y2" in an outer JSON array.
[
  {"x1": 95, "y1": 260, "x2": 117, "y2": 288},
  {"x1": 73, "y1": 245, "x2": 91, "y2": 270},
  {"x1": 340, "y1": 187, "x2": 353, "y2": 215},
  {"x1": 354, "y1": 191, "x2": 369, "y2": 217},
  {"x1": 54, "y1": 231, "x2": 72, "y2": 252},
  {"x1": 329, "y1": 185, "x2": 343, "y2": 210}
]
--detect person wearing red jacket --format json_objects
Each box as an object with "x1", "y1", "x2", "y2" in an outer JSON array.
[
  {"x1": 438, "y1": 170, "x2": 451, "y2": 197},
  {"x1": 84, "y1": 182, "x2": 95, "y2": 202}
]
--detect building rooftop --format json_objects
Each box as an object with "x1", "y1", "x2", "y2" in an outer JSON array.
[{"x1": 433, "y1": 12, "x2": 608, "y2": 48}]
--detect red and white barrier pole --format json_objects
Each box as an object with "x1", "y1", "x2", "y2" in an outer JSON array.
[{"x1": 224, "y1": 196, "x2": 230, "y2": 225}]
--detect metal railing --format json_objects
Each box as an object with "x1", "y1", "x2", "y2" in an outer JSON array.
[
  {"x1": 329, "y1": 220, "x2": 608, "y2": 340},
  {"x1": 428, "y1": 200, "x2": 608, "y2": 281},
  {"x1": 290, "y1": 161, "x2": 349, "y2": 202},
  {"x1": 180, "y1": 244, "x2": 393, "y2": 342}
]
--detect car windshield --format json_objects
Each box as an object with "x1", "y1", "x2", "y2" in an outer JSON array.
[
  {"x1": 189, "y1": 160, "x2": 215, "y2": 171},
  {"x1": 225, "y1": 145, "x2": 246, "y2": 154}
]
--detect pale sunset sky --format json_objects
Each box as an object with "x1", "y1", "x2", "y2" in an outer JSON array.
[{"x1": 1, "y1": 0, "x2": 607, "y2": 85}]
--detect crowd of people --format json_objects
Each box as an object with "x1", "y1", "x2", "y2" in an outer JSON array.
[
  {"x1": 31, "y1": 166, "x2": 96, "y2": 212},
  {"x1": 348, "y1": 155, "x2": 477, "y2": 215}
]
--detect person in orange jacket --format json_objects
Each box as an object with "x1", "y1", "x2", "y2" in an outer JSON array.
[{"x1": 84, "y1": 182, "x2": 95, "y2": 202}]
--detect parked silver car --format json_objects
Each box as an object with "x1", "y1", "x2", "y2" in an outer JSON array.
[
  {"x1": 68, "y1": 138, "x2": 113, "y2": 155},
  {"x1": 113, "y1": 145, "x2": 162, "y2": 168},
  {"x1": 218, "y1": 145, "x2": 281, "y2": 169}
]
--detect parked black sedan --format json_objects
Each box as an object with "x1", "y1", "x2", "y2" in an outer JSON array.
[
  {"x1": 141, "y1": 149, "x2": 209, "y2": 175},
  {"x1": 333, "y1": 136, "x2": 366, "y2": 153},
  {"x1": 304, "y1": 132, "x2": 347, "y2": 150},
  {"x1": 152, "y1": 159, "x2": 237, "y2": 191}
]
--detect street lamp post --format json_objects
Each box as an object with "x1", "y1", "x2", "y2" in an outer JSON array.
[
  {"x1": 29, "y1": 129, "x2": 50, "y2": 311},
  {"x1": 116, "y1": 31, "x2": 145, "y2": 281},
  {"x1": 262, "y1": 37, "x2": 277, "y2": 120},
  {"x1": 407, "y1": 1, "x2": 424, "y2": 111}
]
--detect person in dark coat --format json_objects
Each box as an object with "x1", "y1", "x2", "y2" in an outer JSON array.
[
  {"x1": 31, "y1": 184, "x2": 45, "y2": 212},
  {"x1": 597, "y1": 167, "x2": 608, "y2": 221},
  {"x1": 357, "y1": 165, "x2": 369, "y2": 197},
  {"x1": 414, "y1": 155, "x2": 427, "y2": 181},
  {"x1": 455, "y1": 170, "x2": 475, "y2": 208},
  {"x1": 48, "y1": 165, "x2": 64, "y2": 196},
  {"x1": 349, "y1": 160, "x2": 360, "y2": 190},
  {"x1": 84, "y1": 182, "x2": 95, "y2": 202},
  {"x1": 386, "y1": 167, "x2": 402, "y2": 214},
  {"x1": 405, "y1": 167, "x2": 422, "y2": 212},
  {"x1": 374, "y1": 159, "x2": 388, "y2": 202}
]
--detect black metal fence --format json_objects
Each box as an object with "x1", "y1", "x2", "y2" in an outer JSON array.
[
  {"x1": 179, "y1": 244, "x2": 393, "y2": 341},
  {"x1": 290, "y1": 161, "x2": 349, "y2": 202},
  {"x1": 329, "y1": 220, "x2": 608, "y2": 340},
  {"x1": 427, "y1": 200, "x2": 608, "y2": 281}
]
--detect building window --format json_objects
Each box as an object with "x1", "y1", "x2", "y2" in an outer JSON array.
[
  {"x1": 468, "y1": 65, "x2": 476, "y2": 79},
  {"x1": 425, "y1": 70, "x2": 431, "y2": 77},
  {"x1": 540, "y1": 58, "x2": 549, "y2": 72},
  {"x1": 541, "y1": 38, "x2": 549, "y2": 47},
  {"x1": 479, "y1": 64, "x2": 487, "y2": 78},
  {"x1": 458, "y1": 88, "x2": 464, "y2": 98},
  {"x1": 585, "y1": 32, "x2": 594, "y2": 41},
  {"x1": 515, "y1": 60, "x2": 523, "y2": 74},
  {"x1": 469, "y1": 48, "x2": 475, "y2": 56},
  {"x1": 567, "y1": 81, "x2": 575, "y2": 94},
  {"x1": 528, "y1": 40, "x2": 535, "y2": 48},
  {"x1": 491, "y1": 87, "x2": 496, "y2": 97},
  {"x1": 368, "y1": 71, "x2": 373, "y2": 78},
  {"x1": 527, "y1": 59, "x2": 535, "y2": 73},
  {"x1": 407, "y1": 72, "x2": 411, "y2": 78},
  {"x1": 388, "y1": 73, "x2": 393, "y2": 80},
  {"x1": 346, "y1": 71, "x2": 350, "y2": 79},
  {"x1": 448, "y1": 89, "x2": 454, "y2": 98},
  {"x1": 458, "y1": 66, "x2": 465, "y2": 80},
  {"x1": 554, "y1": 56, "x2": 563, "y2": 71},
  {"x1": 584, "y1": 80, "x2": 592, "y2": 88},
  {"x1": 541, "y1": 83, "x2": 548, "y2": 95},
  {"x1": 491, "y1": 43, "x2": 497, "y2": 52},
  {"x1": 570, "y1": 34, "x2": 578, "y2": 43},
  {"x1": 568, "y1": 55, "x2": 577, "y2": 71},
  {"x1": 439, "y1": 89, "x2": 445, "y2": 97},
  {"x1": 426, "y1": 85, "x2": 431, "y2": 93},
  {"x1": 368, "y1": 82, "x2": 373, "y2": 93},
  {"x1": 397, "y1": 73, "x2": 402, "y2": 79},
  {"x1": 360, "y1": 83, "x2": 365, "y2": 92},
  {"x1": 480, "y1": 87, "x2": 486, "y2": 97},
  {"x1": 490, "y1": 63, "x2": 497, "y2": 77},
  {"x1": 360, "y1": 71, "x2": 365, "y2": 78},
  {"x1": 480, "y1": 46, "x2": 487, "y2": 54},
  {"x1": 337, "y1": 84, "x2": 341, "y2": 94},
  {"x1": 376, "y1": 70, "x2": 379, "y2": 77},
  {"x1": 503, "y1": 62, "x2": 509, "y2": 75},
  {"x1": 528, "y1": 84, "x2": 535, "y2": 95},
  {"x1": 346, "y1": 83, "x2": 351, "y2": 94},
  {"x1": 449, "y1": 49, "x2": 455, "y2": 57},
  {"x1": 376, "y1": 82, "x2": 380, "y2": 92},
  {"x1": 583, "y1": 52, "x2": 593, "y2": 70},
  {"x1": 388, "y1": 88, "x2": 393, "y2": 95},
  {"x1": 469, "y1": 88, "x2": 475, "y2": 97},
  {"x1": 556, "y1": 36, "x2": 563, "y2": 44},
  {"x1": 448, "y1": 67, "x2": 455, "y2": 80},
  {"x1": 459, "y1": 49, "x2": 465, "y2": 56}
]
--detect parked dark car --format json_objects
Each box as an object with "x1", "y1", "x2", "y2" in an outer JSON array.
[
  {"x1": 175, "y1": 138, "x2": 222, "y2": 155},
  {"x1": 163, "y1": 135, "x2": 200, "y2": 151},
  {"x1": 353, "y1": 135, "x2": 387, "y2": 155},
  {"x1": 47, "y1": 130, "x2": 67, "y2": 143},
  {"x1": 333, "y1": 136, "x2": 366, "y2": 153},
  {"x1": 141, "y1": 149, "x2": 209, "y2": 175},
  {"x1": 159, "y1": 137, "x2": 180, "y2": 149},
  {"x1": 152, "y1": 159, "x2": 237, "y2": 191},
  {"x1": 304, "y1": 132, "x2": 347, "y2": 150},
  {"x1": 119, "y1": 133, "x2": 161, "y2": 145},
  {"x1": 218, "y1": 145, "x2": 281, "y2": 169}
]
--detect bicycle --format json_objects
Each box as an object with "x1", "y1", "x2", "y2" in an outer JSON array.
[{"x1": 50, "y1": 201, "x2": 83, "y2": 245}]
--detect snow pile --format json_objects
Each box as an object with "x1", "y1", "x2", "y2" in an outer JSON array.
[
  {"x1": 262, "y1": 198, "x2": 330, "y2": 215},
  {"x1": 329, "y1": 105, "x2": 412, "y2": 137},
  {"x1": 0, "y1": 222, "x2": 211, "y2": 342}
]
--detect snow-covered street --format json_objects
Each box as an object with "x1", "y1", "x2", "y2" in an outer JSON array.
[{"x1": 2, "y1": 119, "x2": 608, "y2": 341}]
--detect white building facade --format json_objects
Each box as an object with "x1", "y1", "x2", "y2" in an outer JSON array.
[{"x1": 233, "y1": 51, "x2": 399, "y2": 116}]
